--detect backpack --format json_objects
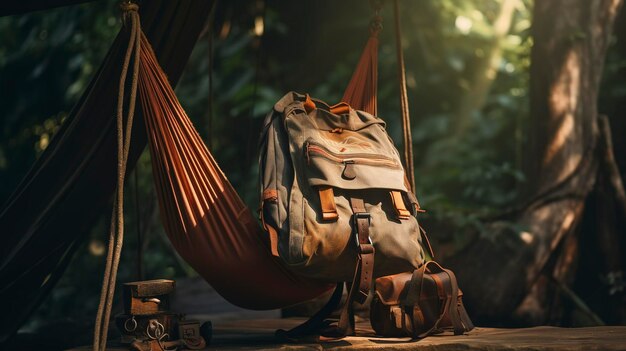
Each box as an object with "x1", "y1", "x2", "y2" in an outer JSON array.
[{"x1": 258, "y1": 92, "x2": 429, "y2": 316}]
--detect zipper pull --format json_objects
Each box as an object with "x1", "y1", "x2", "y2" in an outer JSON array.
[{"x1": 342, "y1": 160, "x2": 356, "y2": 180}]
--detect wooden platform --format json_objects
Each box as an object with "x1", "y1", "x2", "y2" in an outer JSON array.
[
  {"x1": 68, "y1": 318, "x2": 626, "y2": 351},
  {"x1": 211, "y1": 319, "x2": 626, "y2": 350},
  {"x1": 61, "y1": 278, "x2": 626, "y2": 350}
]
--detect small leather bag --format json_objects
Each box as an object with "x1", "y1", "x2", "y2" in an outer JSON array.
[{"x1": 370, "y1": 261, "x2": 474, "y2": 338}]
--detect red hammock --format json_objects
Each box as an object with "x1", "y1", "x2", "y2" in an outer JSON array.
[{"x1": 137, "y1": 28, "x2": 380, "y2": 308}]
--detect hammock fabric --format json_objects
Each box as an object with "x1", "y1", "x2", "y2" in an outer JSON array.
[
  {"x1": 0, "y1": 2, "x2": 383, "y2": 342},
  {"x1": 138, "y1": 33, "x2": 330, "y2": 309},
  {"x1": 341, "y1": 23, "x2": 380, "y2": 115},
  {"x1": 0, "y1": 1, "x2": 212, "y2": 344},
  {"x1": 135, "y1": 19, "x2": 381, "y2": 308}
]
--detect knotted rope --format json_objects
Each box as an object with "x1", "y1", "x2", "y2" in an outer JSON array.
[{"x1": 93, "y1": 3, "x2": 141, "y2": 350}]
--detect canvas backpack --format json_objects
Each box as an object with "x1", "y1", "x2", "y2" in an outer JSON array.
[{"x1": 258, "y1": 92, "x2": 431, "y2": 309}]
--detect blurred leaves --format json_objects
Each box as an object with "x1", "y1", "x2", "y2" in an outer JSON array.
[
  {"x1": 1, "y1": 0, "x2": 625, "y2": 335},
  {"x1": 0, "y1": 0, "x2": 119, "y2": 198},
  {"x1": 0, "y1": 0, "x2": 535, "y2": 328}
]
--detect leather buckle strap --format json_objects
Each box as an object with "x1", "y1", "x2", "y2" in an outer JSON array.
[
  {"x1": 390, "y1": 191, "x2": 411, "y2": 220},
  {"x1": 336, "y1": 197, "x2": 375, "y2": 337},
  {"x1": 349, "y1": 197, "x2": 374, "y2": 304},
  {"x1": 318, "y1": 186, "x2": 339, "y2": 221},
  {"x1": 352, "y1": 212, "x2": 372, "y2": 250}
]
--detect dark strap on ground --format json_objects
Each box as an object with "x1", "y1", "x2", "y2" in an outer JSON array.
[{"x1": 275, "y1": 282, "x2": 344, "y2": 341}]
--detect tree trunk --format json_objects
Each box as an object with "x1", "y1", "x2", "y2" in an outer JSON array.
[{"x1": 446, "y1": 0, "x2": 623, "y2": 324}]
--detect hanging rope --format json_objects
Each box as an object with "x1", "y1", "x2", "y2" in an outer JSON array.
[
  {"x1": 393, "y1": 0, "x2": 415, "y2": 192},
  {"x1": 93, "y1": 3, "x2": 141, "y2": 351}
]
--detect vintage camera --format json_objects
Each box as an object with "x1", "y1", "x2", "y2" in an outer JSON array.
[{"x1": 115, "y1": 279, "x2": 210, "y2": 350}]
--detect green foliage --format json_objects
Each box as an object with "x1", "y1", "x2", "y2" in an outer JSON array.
[
  {"x1": 0, "y1": 0, "x2": 536, "y2": 329},
  {"x1": 0, "y1": 0, "x2": 119, "y2": 200},
  {"x1": 175, "y1": 0, "x2": 534, "y2": 222},
  {"x1": 0, "y1": 0, "x2": 195, "y2": 332},
  {"x1": 385, "y1": 0, "x2": 532, "y2": 231},
  {"x1": 5, "y1": 0, "x2": 624, "y2": 334}
]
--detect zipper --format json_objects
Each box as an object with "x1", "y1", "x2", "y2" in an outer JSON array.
[{"x1": 306, "y1": 142, "x2": 400, "y2": 169}]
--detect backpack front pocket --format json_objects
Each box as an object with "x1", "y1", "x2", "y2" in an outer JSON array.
[{"x1": 305, "y1": 140, "x2": 407, "y2": 192}]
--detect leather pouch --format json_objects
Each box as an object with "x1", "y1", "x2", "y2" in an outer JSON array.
[{"x1": 370, "y1": 261, "x2": 474, "y2": 338}]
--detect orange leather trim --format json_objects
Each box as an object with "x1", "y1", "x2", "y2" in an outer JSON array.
[
  {"x1": 318, "y1": 186, "x2": 339, "y2": 221},
  {"x1": 304, "y1": 94, "x2": 351, "y2": 115},
  {"x1": 263, "y1": 189, "x2": 278, "y2": 202},
  {"x1": 259, "y1": 202, "x2": 280, "y2": 257},
  {"x1": 260, "y1": 188, "x2": 279, "y2": 256},
  {"x1": 265, "y1": 223, "x2": 280, "y2": 257},
  {"x1": 390, "y1": 191, "x2": 411, "y2": 219},
  {"x1": 304, "y1": 94, "x2": 316, "y2": 113},
  {"x1": 329, "y1": 102, "x2": 350, "y2": 115}
]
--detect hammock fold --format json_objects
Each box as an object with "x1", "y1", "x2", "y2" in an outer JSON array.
[
  {"x1": 135, "y1": 17, "x2": 381, "y2": 309},
  {"x1": 138, "y1": 33, "x2": 331, "y2": 309},
  {"x1": 341, "y1": 33, "x2": 379, "y2": 115},
  {"x1": 0, "y1": 2, "x2": 382, "y2": 339}
]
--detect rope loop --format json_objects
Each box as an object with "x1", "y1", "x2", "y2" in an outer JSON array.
[
  {"x1": 121, "y1": 1, "x2": 139, "y2": 13},
  {"x1": 121, "y1": 2, "x2": 139, "y2": 25}
]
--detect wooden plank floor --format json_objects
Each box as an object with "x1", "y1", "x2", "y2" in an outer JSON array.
[
  {"x1": 65, "y1": 278, "x2": 626, "y2": 350},
  {"x1": 210, "y1": 319, "x2": 626, "y2": 351},
  {"x1": 68, "y1": 318, "x2": 626, "y2": 351}
]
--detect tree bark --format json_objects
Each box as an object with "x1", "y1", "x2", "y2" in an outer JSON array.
[
  {"x1": 446, "y1": 0, "x2": 623, "y2": 324},
  {"x1": 525, "y1": 1, "x2": 620, "y2": 196}
]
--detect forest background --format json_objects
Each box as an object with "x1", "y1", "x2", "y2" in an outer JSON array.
[{"x1": 1, "y1": 0, "x2": 625, "y2": 337}]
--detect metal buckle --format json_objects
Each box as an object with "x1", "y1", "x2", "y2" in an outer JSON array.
[
  {"x1": 354, "y1": 232, "x2": 373, "y2": 249},
  {"x1": 352, "y1": 212, "x2": 372, "y2": 247},
  {"x1": 353, "y1": 212, "x2": 370, "y2": 224}
]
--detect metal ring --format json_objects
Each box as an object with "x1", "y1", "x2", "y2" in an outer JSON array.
[
  {"x1": 124, "y1": 316, "x2": 137, "y2": 332},
  {"x1": 146, "y1": 320, "x2": 165, "y2": 340}
]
